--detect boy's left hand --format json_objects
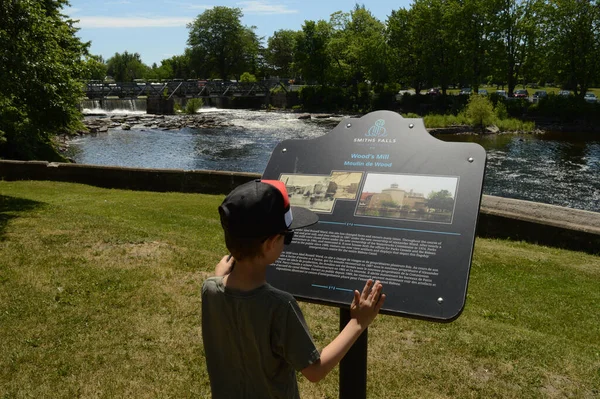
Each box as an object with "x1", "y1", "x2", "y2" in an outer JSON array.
[{"x1": 215, "y1": 255, "x2": 235, "y2": 276}]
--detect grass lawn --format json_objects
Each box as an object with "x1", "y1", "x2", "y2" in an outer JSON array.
[
  {"x1": 1, "y1": 181, "x2": 599, "y2": 398},
  {"x1": 444, "y1": 86, "x2": 600, "y2": 96}
]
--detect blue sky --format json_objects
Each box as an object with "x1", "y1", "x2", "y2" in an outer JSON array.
[{"x1": 64, "y1": 0, "x2": 412, "y2": 66}]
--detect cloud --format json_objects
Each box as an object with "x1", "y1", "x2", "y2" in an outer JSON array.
[
  {"x1": 74, "y1": 16, "x2": 193, "y2": 28},
  {"x1": 62, "y1": 6, "x2": 81, "y2": 15},
  {"x1": 237, "y1": 1, "x2": 298, "y2": 15},
  {"x1": 165, "y1": 1, "x2": 213, "y2": 10}
]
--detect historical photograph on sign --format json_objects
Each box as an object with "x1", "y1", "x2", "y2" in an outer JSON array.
[
  {"x1": 355, "y1": 173, "x2": 459, "y2": 223},
  {"x1": 280, "y1": 171, "x2": 363, "y2": 213}
]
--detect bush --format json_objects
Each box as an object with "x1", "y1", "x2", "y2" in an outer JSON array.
[
  {"x1": 495, "y1": 118, "x2": 535, "y2": 132},
  {"x1": 185, "y1": 98, "x2": 204, "y2": 114},
  {"x1": 466, "y1": 95, "x2": 495, "y2": 130},
  {"x1": 240, "y1": 72, "x2": 257, "y2": 83},
  {"x1": 494, "y1": 102, "x2": 508, "y2": 120}
]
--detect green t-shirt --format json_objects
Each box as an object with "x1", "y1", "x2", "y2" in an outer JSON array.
[{"x1": 202, "y1": 276, "x2": 320, "y2": 399}]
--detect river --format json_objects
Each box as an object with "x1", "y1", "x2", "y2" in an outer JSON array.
[{"x1": 68, "y1": 108, "x2": 600, "y2": 212}]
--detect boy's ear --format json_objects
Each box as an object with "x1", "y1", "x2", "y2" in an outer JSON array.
[{"x1": 262, "y1": 234, "x2": 280, "y2": 252}]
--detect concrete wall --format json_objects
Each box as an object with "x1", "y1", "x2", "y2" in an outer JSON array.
[{"x1": 1, "y1": 160, "x2": 598, "y2": 254}]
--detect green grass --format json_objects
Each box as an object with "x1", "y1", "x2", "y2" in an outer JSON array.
[
  {"x1": 419, "y1": 112, "x2": 535, "y2": 132},
  {"x1": 1, "y1": 181, "x2": 599, "y2": 398},
  {"x1": 439, "y1": 86, "x2": 600, "y2": 96}
]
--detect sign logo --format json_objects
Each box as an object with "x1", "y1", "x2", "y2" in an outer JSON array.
[{"x1": 366, "y1": 119, "x2": 387, "y2": 137}]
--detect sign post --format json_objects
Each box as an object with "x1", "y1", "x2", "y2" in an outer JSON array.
[{"x1": 263, "y1": 111, "x2": 486, "y2": 396}]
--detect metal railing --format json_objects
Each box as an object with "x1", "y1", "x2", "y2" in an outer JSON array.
[{"x1": 84, "y1": 80, "x2": 288, "y2": 99}]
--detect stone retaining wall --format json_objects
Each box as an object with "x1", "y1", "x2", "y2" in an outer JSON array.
[{"x1": 1, "y1": 160, "x2": 598, "y2": 254}]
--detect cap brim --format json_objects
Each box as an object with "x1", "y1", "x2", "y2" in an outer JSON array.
[{"x1": 288, "y1": 206, "x2": 319, "y2": 230}]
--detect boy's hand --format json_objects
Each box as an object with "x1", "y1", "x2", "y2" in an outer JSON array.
[
  {"x1": 350, "y1": 279, "x2": 385, "y2": 329},
  {"x1": 215, "y1": 255, "x2": 235, "y2": 276}
]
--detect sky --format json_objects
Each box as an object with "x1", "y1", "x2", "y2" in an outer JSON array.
[{"x1": 64, "y1": 0, "x2": 412, "y2": 67}]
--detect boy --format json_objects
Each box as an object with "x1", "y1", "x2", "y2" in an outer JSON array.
[{"x1": 202, "y1": 179, "x2": 385, "y2": 398}]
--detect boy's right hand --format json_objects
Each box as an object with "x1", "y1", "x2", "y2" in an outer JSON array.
[
  {"x1": 350, "y1": 279, "x2": 385, "y2": 329},
  {"x1": 215, "y1": 255, "x2": 235, "y2": 276}
]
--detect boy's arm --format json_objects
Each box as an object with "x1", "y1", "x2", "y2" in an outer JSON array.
[
  {"x1": 301, "y1": 279, "x2": 385, "y2": 383},
  {"x1": 214, "y1": 255, "x2": 235, "y2": 276}
]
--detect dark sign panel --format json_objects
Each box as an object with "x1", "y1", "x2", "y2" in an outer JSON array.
[{"x1": 264, "y1": 111, "x2": 486, "y2": 321}]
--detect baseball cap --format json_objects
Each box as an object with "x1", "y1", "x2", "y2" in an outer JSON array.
[{"x1": 219, "y1": 179, "x2": 319, "y2": 239}]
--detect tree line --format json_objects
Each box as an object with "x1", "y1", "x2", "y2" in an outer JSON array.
[
  {"x1": 87, "y1": 1, "x2": 600, "y2": 99},
  {"x1": 1, "y1": 1, "x2": 598, "y2": 161}
]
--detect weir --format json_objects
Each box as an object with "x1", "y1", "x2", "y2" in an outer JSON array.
[{"x1": 80, "y1": 98, "x2": 146, "y2": 113}]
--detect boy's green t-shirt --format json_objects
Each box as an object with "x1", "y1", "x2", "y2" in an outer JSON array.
[{"x1": 202, "y1": 276, "x2": 320, "y2": 399}]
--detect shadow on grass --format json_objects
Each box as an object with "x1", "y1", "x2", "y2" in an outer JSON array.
[{"x1": 0, "y1": 195, "x2": 45, "y2": 239}]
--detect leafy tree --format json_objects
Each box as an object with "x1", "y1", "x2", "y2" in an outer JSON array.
[
  {"x1": 82, "y1": 54, "x2": 108, "y2": 81},
  {"x1": 240, "y1": 72, "x2": 257, "y2": 82},
  {"x1": 466, "y1": 95, "x2": 496, "y2": 130},
  {"x1": 160, "y1": 52, "x2": 194, "y2": 79},
  {"x1": 187, "y1": 7, "x2": 260, "y2": 81},
  {"x1": 489, "y1": 0, "x2": 542, "y2": 95},
  {"x1": 295, "y1": 20, "x2": 333, "y2": 85},
  {"x1": 454, "y1": 0, "x2": 495, "y2": 93},
  {"x1": 106, "y1": 51, "x2": 148, "y2": 82},
  {"x1": 387, "y1": 8, "x2": 427, "y2": 92},
  {"x1": 265, "y1": 29, "x2": 300, "y2": 78},
  {"x1": 0, "y1": 0, "x2": 87, "y2": 161},
  {"x1": 546, "y1": 0, "x2": 600, "y2": 97},
  {"x1": 427, "y1": 190, "x2": 455, "y2": 212},
  {"x1": 328, "y1": 6, "x2": 388, "y2": 87}
]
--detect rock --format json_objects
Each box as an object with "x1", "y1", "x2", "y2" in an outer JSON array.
[
  {"x1": 486, "y1": 125, "x2": 500, "y2": 133},
  {"x1": 298, "y1": 114, "x2": 311, "y2": 120},
  {"x1": 121, "y1": 124, "x2": 131, "y2": 130},
  {"x1": 99, "y1": 126, "x2": 108, "y2": 133}
]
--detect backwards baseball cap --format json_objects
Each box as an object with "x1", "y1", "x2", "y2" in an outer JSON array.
[{"x1": 219, "y1": 179, "x2": 319, "y2": 239}]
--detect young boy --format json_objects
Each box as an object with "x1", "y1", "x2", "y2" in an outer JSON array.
[{"x1": 202, "y1": 179, "x2": 385, "y2": 398}]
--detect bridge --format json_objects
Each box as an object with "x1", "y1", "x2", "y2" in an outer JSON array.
[{"x1": 85, "y1": 80, "x2": 288, "y2": 99}]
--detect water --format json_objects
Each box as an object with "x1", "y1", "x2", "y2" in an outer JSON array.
[
  {"x1": 68, "y1": 109, "x2": 600, "y2": 212},
  {"x1": 81, "y1": 99, "x2": 146, "y2": 115}
]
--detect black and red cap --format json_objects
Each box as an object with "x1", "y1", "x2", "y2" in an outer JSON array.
[{"x1": 219, "y1": 179, "x2": 319, "y2": 239}]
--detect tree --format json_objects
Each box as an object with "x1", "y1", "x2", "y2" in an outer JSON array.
[
  {"x1": 187, "y1": 7, "x2": 260, "y2": 81},
  {"x1": 295, "y1": 20, "x2": 332, "y2": 85},
  {"x1": 387, "y1": 7, "x2": 427, "y2": 92},
  {"x1": 82, "y1": 54, "x2": 108, "y2": 81},
  {"x1": 106, "y1": 51, "x2": 148, "y2": 82},
  {"x1": 240, "y1": 72, "x2": 257, "y2": 82},
  {"x1": 489, "y1": 0, "x2": 543, "y2": 95},
  {"x1": 427, "y1": 190, "x2": 455, "y2": 212},
  {"x1": 265, "y1": 29, "x2": 300, "y2": 78},
  {"x1": 465, "y1": 95, "x2": 495, "y2": 130},
  {"x1": 0, "y1": 0, "x2": 87, "y2": 161},
  {"x1": 158, "y1": 51, "x2": 194, "y2": 80},
  {"x1": 546, "y1": 0, "x2": 600, "y2": 97},
  {"x1": 328, "y1": 6, "x2": 388, "y2": 87}
]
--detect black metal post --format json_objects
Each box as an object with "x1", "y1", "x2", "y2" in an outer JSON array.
[{"x1": 339, "y1": 308, "x2": 368, "y2": 399}]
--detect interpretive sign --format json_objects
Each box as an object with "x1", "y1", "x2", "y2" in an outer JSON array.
[{"x1": 264, "y1": 110, "x2": 486, "y2": 321}]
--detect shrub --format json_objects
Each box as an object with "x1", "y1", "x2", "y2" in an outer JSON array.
[
  {"x1": 466, "y1": 95, "x2": 495, "y2": 130},
  {"x1": 240, "y1": 72, "x2": 257, "y2": 83},
  {"x1": 495, "y1": 118, "x2": 535, "y2": 132},
  {"x1": 494, "y1": 102, "x2": 508, "y2": 120},
  {"x1": 185, "y1": 98, "x2": 204, "y2": 114}
]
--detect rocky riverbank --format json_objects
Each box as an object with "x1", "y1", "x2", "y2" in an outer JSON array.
[{"x1": 82, "y1": 113, "x2": 233, "y2": 133}]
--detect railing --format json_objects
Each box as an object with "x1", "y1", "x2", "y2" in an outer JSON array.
[{"x1": 85, "y1": 80, "x2": 288, "y2": 99}]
